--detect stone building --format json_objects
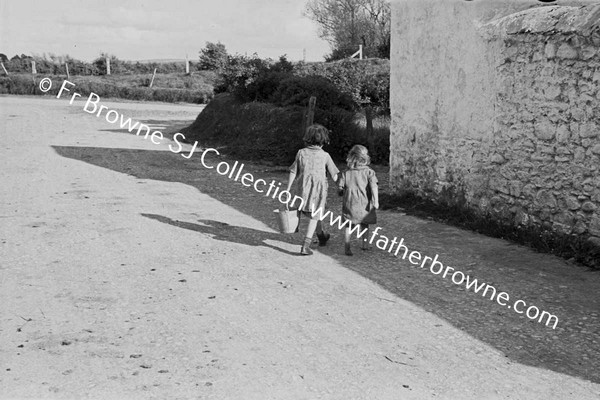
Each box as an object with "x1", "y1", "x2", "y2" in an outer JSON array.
[{"x1": 390, "y1": 0, "x2": 600, "y2": 245}]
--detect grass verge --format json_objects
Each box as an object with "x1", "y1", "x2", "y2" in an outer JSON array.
[
  {"x1": 0, "y1": 72, "x2": 216, "y2": 104},
  {"x1": 380, "y1": 191, "x2": 600, "y2": 270}
]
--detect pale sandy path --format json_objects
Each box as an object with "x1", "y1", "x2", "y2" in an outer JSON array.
[{"x1": 0, "y1": 95, "x2": 598, "y2": 400}]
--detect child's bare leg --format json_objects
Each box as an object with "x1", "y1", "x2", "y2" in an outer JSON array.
[
  {"x1": 344, "y1": 226, "x2": 353, "y2": 256},
  {"x1": 300, "y1": 218, "x2": 318, "y2": 255},
  {"x1": 361, "y1": 224, "x2": 371, "y2": 250},
  {"x1": 306, "y1": 219, "x2": 318, "y2": 239}
]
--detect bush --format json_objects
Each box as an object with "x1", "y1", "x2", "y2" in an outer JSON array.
[
  {"x1": 244, "y1": 71, "x2": 292, "y2": 102},
  {"x1": 198, "y1": 42, "x2": 228, "y2": 71},
  {"x1": 180, "y1": 93, "x2": 389, "y2": 165},
  {"x1": 296, "y1": 58, "x2": 390, "y2": 113},
  {"x1": 214, "y1": 53, "x2": 270, "y2": 97},
  {"x1": 271, "y1": 75, "x2": 356, "y2": 112}
]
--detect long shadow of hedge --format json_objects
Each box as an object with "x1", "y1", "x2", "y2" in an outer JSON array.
[{"x1": 52, "y1": 144, "x2": 600, "y2": 385}]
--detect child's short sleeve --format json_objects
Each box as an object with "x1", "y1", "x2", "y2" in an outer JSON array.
[
  {"x1": 325, "y1": 153, "x2": 340, "y2": 178},
  {"x1": 368, "y1": 169, "x2": 378, "y2": 185},
  {"x1": 289, "y1": 151, "x2": 300, "y2": 174}
]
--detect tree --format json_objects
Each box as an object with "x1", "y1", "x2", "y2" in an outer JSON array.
[
  {"x1": 304, "y1": 0, "x2": 391, "y2": 60},
  {"x1": 198, "y1": 42, "x2": 228, "y2": 71}
]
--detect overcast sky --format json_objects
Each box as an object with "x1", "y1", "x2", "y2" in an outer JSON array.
[{"x1": 0, "y1": 0, "x2": 332, "y2": 62}]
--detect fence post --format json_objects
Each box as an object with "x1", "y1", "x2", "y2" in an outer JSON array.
[
  {"x1": 31, "y1": 60, "x2": 36, "y2": 74},
  {"x1": 106, "y1": 57, "x2": 111, "y2": 75},
  {"x1": 350, "y1": 45, "x2": 363, "y2": 60},
  {"x1": 365, "y1": 106, "x2": 374, "y2": 154},
  {"x1": 302, "y1": 96, "x2": 317, "y2": 136},
  {"x1": 1, "y1": 62, "x2": 8, "y2": 76},
  {"x1": 149, "y1": 68, "x2": 157, "y2": 88},
  {"x1": 65, "y1": 63, "x2": 70, "y2": 80}
]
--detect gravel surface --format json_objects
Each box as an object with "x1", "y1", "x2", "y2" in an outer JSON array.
[{"x1": 1, "y1": 95, "x2": 599, "y2": 399}]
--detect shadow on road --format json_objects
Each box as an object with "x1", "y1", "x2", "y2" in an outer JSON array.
[
  {"x1": 141, "y1": 214, "x2": 300, "y2": 256},
  {"x1": 52, "y1": 144, "x2": 600, "y2": 385}
]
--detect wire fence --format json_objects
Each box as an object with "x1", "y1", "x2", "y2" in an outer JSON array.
[{"x1": 0, "y1": 57, "x2": 199, "y2": 76}]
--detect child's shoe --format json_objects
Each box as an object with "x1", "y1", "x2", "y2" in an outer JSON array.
[
  {"x1": 345, "y1": 244, "x2": 353, "y2": 256},
  {"x1": 316, "y1": 232, "x2": 330, "y2": 246},
  {"x1": 300, "y1": 237, "x2": 313, "y2": 256},
  {"x1": 300, "y1": 245, "x2": 313, "y2": 255}
]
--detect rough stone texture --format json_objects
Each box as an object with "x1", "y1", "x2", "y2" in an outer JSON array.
[{"x1": 390, "y1": 0, "x2": 600, "y2": 240}]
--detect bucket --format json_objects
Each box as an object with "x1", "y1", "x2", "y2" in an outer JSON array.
[{"x1": 274, "y1": 208, "x2": 299, "y2": 234}]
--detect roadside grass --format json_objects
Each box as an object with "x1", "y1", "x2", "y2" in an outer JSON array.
[
  {"x1": 380, "y1": 191, "x2": 600, "y2": 270},
  {"x1": 0, "y1": 72, "x2": 217, "y2": 104}
]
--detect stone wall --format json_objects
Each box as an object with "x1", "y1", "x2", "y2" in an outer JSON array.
[{"x1": 390, "y1": 0, "x2": 600, "y2": 243}]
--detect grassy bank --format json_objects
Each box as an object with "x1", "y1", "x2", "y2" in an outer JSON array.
[
  {"x1": 0, "y1": 72, "x2": 216, "y2": 104},
  {"x1": 180, "y1": 93, "x2": 390, "y2": 165}
]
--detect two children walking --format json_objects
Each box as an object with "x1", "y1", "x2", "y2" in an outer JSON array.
[{"x1": 286, "y1": 124, "x2": 379, "y2": 256}]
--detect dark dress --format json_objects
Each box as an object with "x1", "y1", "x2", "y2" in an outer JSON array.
[{"x1": 338, "y1": 166, "x2": 378, "y2": 224}]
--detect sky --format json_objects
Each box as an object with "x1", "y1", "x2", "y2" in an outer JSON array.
[{"x1": 0, "y1": 0, "x2": 332, "y2": 62}]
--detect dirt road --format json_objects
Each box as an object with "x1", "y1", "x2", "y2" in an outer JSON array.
[{"x1": 1, "y1": 95, "x2": 599, "y2": 399}]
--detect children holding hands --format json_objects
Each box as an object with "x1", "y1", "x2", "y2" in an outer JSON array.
[{"x1": 286, "y1": 125, "x2": 378, "y2": 256}]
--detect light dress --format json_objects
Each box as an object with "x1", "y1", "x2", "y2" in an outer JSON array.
[
  {"x1": 289, "y1": 145, "x2": 339, "y2": 213},
  {"x1": 338, "y1": 166, "x2": 378, "y2": 224}
]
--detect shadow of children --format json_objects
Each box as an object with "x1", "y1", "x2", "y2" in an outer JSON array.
[{"x1": 141, "y1": 214, "x2": 301, "y2": 256}]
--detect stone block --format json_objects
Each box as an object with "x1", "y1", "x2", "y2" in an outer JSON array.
[
  {"x1": 556, "y1": 125, "x2": 570, "y2": 143},
  {"x1": 556, "y1": 43, "x2": 579, "y2": 60},
  {"x1": 566, "y1": 196, "x2": 581, "y2": 210},
  {"x1": 582, "y1": 202, "x2": 598, "y2": 212},
  {"x1": 589, "y1": 215, "x2": 600, "y2": 236},
  {"x1": 534, "y1": 120, "x2": 556, "y2": 141},
  {"x1": 582, "y1": 46, "x2": 598, "y2": 61},
  {"x1": 536, "y1": 190, "x2": 558, "y2": 209},
  {"x1": 544, "y1": 42, "x2": 557, "y2": 59},
  {"x1": 491, "y1": 154, "x2": 506, "y2": 164},
  {"x1": 509, "y1": 180, "x2": 523, "y2": 197},
  {"x1": 574, "y1": 147, "x2": 586, "y2": 162},
  {"x1": 556, "y1": 146, "x2": 572, "y2": 155},
  {"x1": 574, "y1": 220, "x2": 588, "y2": 234},
  {"x1": 580, "y1": 123, "x2": 599, "y2": 138},
  {"x1": 544, "y1": 85, "x2": 561, "y2": 100}
]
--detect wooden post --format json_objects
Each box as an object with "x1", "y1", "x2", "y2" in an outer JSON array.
[
  {"x1": 65, "y1": 63, "x2": 70, "y2": 80},
  {"x1": 302, "y1": 96, "x2": 317, "y2": 136},
  {"x1": 365, "y1": 106, "x2": 374, "y2": 154},
  {"x1": 185, "y1": 55, "x2": 190, "y2": 75},
  {"x1": 31, "y1": 60, "x2": 37, "y2": 74},
  {"x1": 1, "y1": 62, "x2": 8, "y2": 76},
  {"x1": 149, "y1": 68, "x2": 157, "y2": 88},
  {"x1": 350, "y1": 45, "x2": 363, "y2": 60},
  {"x1": 306, "y1": 96, "x2": 316, "y2": 126},
  {"x1": 106, "y1": 57, "x2": 111, "y2": 75}
]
